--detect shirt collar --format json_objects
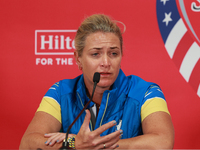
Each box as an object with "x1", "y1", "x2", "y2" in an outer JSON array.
[{"x1": 76, "y1": 69, "x2": 130, "y2": 109}]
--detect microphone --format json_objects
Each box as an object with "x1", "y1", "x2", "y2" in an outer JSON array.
[{"x1": 60, "y1": 72, "x2": 100, "y2": 150}]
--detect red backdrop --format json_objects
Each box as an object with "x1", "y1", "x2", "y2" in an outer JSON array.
[{"x1": 1, "y1": 0, "x2": 200, "y2": 149}]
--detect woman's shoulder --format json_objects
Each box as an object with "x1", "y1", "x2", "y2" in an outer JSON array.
[
  {"x1": 127, "y1": 74, "x2": 155, "y2": 87},
  {"x1": 60, "y1": 75, "x2": 82, "y2": 85},
  {"x1": 126, "y1": 75, "x2": 157, "y2": 100},
  {"x1": 51, "y1": 74, "x2": 83, "y2": 96}
]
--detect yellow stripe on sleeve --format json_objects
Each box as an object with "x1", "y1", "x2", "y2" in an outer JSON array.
[
  {"x1": 37, "y1": 97, "x2": 62, "y2": 123},
  {"x1": 141, "y1": 97, "x2": 170, "y2": 122}
]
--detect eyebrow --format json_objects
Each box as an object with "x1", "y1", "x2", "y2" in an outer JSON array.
[
  {"x1": 90, "y1": 46, "x2": 120, "y2": 50},
  {"x1": 110, "y1": 46, "x2": 120, "y2": 49},
  {"x1": 91, "y1": 47, "x2": 102, "y2": 50}
]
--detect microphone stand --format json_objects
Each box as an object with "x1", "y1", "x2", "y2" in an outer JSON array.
[{"x1": 60, "y1": 73, "x2": 100, "y2": 150}]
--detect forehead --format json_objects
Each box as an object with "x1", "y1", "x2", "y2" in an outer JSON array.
[{"x1": 85, "y1": 32, "x2": 120, "y2": 47}]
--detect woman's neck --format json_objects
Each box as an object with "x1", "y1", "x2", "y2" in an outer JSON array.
[{"x1": 87, "y1": 85, "x2": 110, "y2": 105}]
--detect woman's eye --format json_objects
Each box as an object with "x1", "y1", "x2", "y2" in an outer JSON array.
[
  {"x1": 92, "y1": 53, "x2": 99, "y2": 56},
  {"x1": 112, "y1": 52, "x2": 117, "y2": 56},
  {"x1": 110, "y1": 52, "x2": 118, "y2": 57}
]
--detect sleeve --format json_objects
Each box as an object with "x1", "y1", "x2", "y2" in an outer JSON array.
[
  {"x1": 36, "y1": 82, "x2": 62, "y2": 123},
  {"x1": 141, "y1": 85, "x2": 170, "y2": 122}
]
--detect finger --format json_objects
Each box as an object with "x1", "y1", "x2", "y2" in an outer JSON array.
[
  {"x1": 96, "y1": 130, "x2": 122, "y2": 148},
  {"x1": 75, "y1": 110, "x2": 92, "y2": 149},
  {"x1": 94, "y1": 120, "x2": 117, "y2": 136},
  {"x1": 105, "y1": 143, "x2": 119, "y2": 149},
  {"x1": 45, "y1": 133, "x2": 62, "y2": 146},
  {"x1": 97, "y1": 133, "x2": 121, "y2": 150},
  {"x1": 44, "y1": 133, "x2": 56, "y2": 138},
  {"x1": 45, "y1": 134, "x2": 58, "y2": 145},
  {"x1": 104, "y1": 133, "x2": 121, "y2": 149},
  {"x1": 54, "y1": 133, "x2": 66, "y2": 144},
  {"x1": 80, "y1": 109, "x2": 91, "y2": 130}
]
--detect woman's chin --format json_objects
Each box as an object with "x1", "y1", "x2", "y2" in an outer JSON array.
[{"x1": 97, "y1": 81, "x2": 113, "y2": 89}]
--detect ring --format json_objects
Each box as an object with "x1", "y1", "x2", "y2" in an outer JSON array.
[{"x1": 104, "y1": 143, "x2": 106, "y2": 149}]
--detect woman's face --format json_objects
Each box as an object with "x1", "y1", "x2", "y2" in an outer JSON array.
[{"x1": 75, "y1": 32, "x2": 122, "y2": 90}]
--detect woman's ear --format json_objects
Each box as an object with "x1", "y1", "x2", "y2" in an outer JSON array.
[{"x1": 74, "y1": 51, "x2": 82, "y2": 70}]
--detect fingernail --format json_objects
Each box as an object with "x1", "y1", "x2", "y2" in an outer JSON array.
[
  {"x1": 57, "y1": 140, "x2": 59, "y2": 142},
  {"x1": 45, "y1": 141, "x2": 47, "y2": 144},
  {"x1": 113, "y1": 120, "x2": 117, "y2": 124},
  {"x1": 49, "y1": 142, "x2": 51, "y2": 145},
  {"x1": 119, "y1": 135, "x2": 122, "y2": 139},
  {"x1": 116, "y1": 145, "x2": 119, "y2": 148},
  {"x1": 120, "y1": 130, "x2": 123, "y2": 135}
]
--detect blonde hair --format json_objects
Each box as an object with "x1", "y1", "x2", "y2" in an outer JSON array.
[{"x1": 75, "y1": 14, "x2": 123, "y2": 56}]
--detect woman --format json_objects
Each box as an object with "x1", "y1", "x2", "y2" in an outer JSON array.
[{"x1": 20, "y1": 14, "x2": 174, "y2": 149}]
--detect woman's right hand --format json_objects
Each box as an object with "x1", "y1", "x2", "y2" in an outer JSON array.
[{"x1": 75, "y1": 110, "x2": 122, "y2": 149}]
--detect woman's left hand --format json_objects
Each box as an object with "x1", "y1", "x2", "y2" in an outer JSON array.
[{"x1": 75, "y1": 110, "x2": 121, "y2": 149}]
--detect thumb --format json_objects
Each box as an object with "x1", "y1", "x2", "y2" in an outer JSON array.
[{"x1": 81, "y1": 109, "x2": 91, "y2": 130}]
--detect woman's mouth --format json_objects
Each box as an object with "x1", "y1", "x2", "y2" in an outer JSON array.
[{"x1": 100, "y1": 72, "x2": 111, "y2": 77}]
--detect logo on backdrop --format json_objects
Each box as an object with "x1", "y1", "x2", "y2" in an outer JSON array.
[
  {"x1": 156, "y1": 0, "x2": 200, "y2": 98},
  {"x1": 35, "y1": 30, "x2": 76, "y2": 66}
]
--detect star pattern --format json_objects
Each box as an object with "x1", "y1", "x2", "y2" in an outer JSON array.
[
  {"x1": 160, "y1": 0, "x2": 169, "y2": 5},
  {"x1": 162, "y1": 12, "x2": 172, "y2": 26}
]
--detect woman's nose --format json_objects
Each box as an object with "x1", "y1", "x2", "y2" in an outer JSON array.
[{"x1": 100, "y1": 54, "x2": 111, "y2": 67}]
